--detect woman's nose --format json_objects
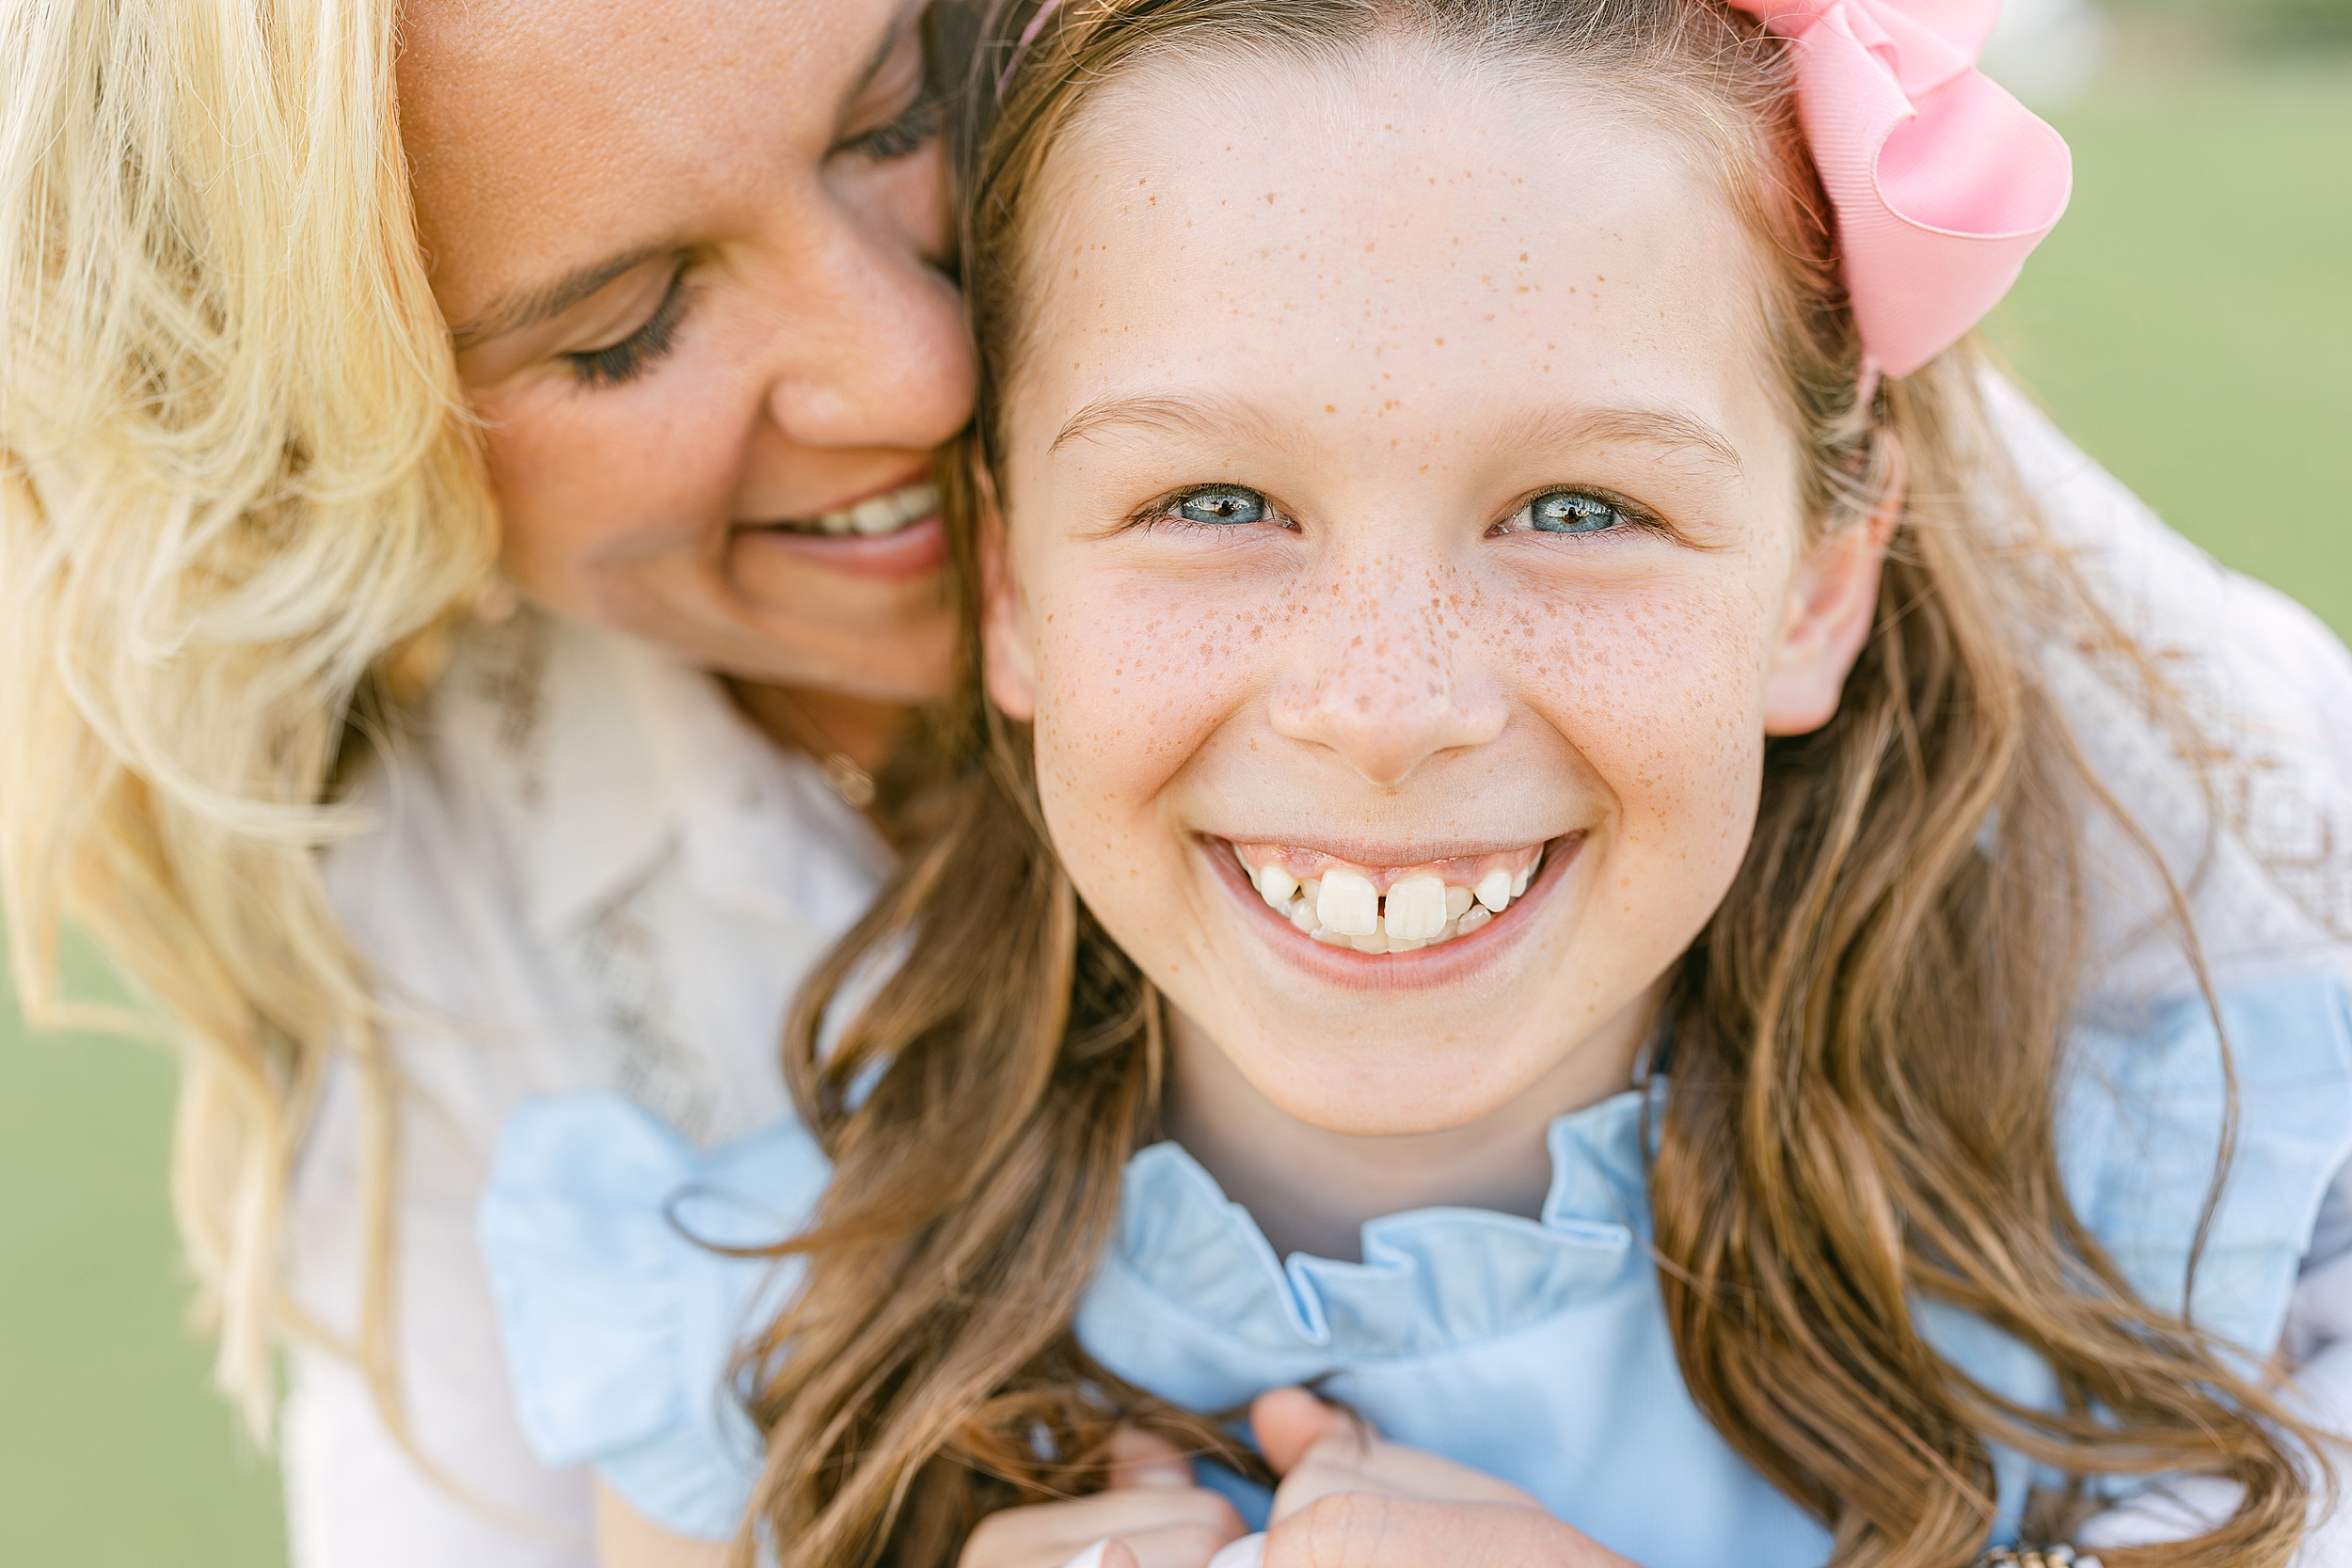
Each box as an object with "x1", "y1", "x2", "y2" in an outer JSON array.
[
  {"x1": 760, "y1": 214, "x2": 975, "y2": 454},
  {"x1": 1265, "y1": 553, "x2": 1509, "y2": 788}
]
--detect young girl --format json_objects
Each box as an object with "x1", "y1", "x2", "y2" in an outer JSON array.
[{"x1": 478, "y1": 1, "x2": 2352, "y2": 1565}]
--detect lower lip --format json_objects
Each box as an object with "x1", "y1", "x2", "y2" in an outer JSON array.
[
  {"x1": 1207, "y1": 833, "x2": 1581, "y2": 991},
  {"x1": 731, "y1": 513, "x2": 950, "y2": 584}
]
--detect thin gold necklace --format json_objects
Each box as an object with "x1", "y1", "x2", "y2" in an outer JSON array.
[{"x1": 752, "y1": 685, "x2": 877, "y2": 811}]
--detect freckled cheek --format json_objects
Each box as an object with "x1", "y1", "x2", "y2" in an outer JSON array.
[
  {"x1": 1508, "y1": 586, "x2": 1771, "y2": 846},
  {"x1": 1025, "y1": 575, "x2": 1276, "y2": 816}
]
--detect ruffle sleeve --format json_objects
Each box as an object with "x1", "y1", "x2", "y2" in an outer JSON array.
[
  {"x1": 2062, "y1": 971, "x2": 2352, "y2": 1361},
  {"x1": 477, "y1": 1092, "x2": 830, "y2": 1541}
]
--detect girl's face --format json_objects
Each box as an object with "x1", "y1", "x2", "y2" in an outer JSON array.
[
  {"x1": 399, "y1": 0, "x2": 968, "y2": 700},
  {"x1": 986, "y1": 48, "x2": 1888, "y2": 1136}
]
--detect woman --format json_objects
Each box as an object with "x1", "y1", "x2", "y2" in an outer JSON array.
[
  {"x1": 5, "y1": 0, "x2": 968, "y2": 1561},
  {"x1": 4, "y1": 0, "x2": 2348, "y2": 1565}
]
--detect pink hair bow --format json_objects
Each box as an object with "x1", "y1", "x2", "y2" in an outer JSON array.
[{"x1": 1725, "y1": 0, "x2": 2073, "y2": 379}]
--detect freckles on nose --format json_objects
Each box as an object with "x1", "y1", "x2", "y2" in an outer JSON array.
[{"x1": 1266, "y1": 556, "x2": 1508, "y2": 782}]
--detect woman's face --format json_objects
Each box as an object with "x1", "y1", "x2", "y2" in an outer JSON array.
[
  {"x1": 985, "y1": 47, "x2": 1889, "y2": 1137},
  {"x1": 399, "y1": 0, "x2": 968, "y2": 700}
]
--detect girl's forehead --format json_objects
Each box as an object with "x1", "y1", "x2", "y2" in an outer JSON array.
[{"x1": 1016, "y1": 45, "x2": 1786, "y2": 475}]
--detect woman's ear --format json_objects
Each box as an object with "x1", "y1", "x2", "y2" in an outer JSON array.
[
  {"x1": 1761, "y1": 433, "x2": 1904, "y2": 736},
  {"x1": 977, "y1": 464, "x2": 1040, "y2": 723}
]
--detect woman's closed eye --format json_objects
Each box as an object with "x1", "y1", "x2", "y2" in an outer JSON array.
[
  {"x1": 564, "y1": 265, "x2": 691, "y2": 389},
  {"x1": 844, "y1": 91, "x2": 944, "y2": 162}
]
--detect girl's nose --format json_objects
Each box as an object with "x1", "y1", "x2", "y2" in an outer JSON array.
[{"x1": 1265, "y1": 557, "x2": 1509, "y2": 788}]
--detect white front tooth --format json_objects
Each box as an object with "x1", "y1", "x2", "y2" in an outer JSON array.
[
  {"x1": 1475, "y1": 869, "x2": 1514, "y2": 913},
  {"x1": 1349, "y1": 930, "x2": 1389, "y2": 954},
  {"x1": 1287, "y1": 895, "x2": 1317, "y2": 932},
  {"x1": 1384, "y1": 875, "x2": 1448, "y2": 941},
  {"x1": 1456, "y1": 906, "x2": 1493, "y2": 937},
  {"x1": 819, "y1": 509, "x2": 856, "y2": 535},
  {"x1": 895, "y1": 482, "x2": 942, "y2": 521},
  {"x1": 1444, "y1": 885, "x2": 1473, "y2": 922},
  {"x1": 850, "y1": 496, "x2": 903, "y2": 535},
  {"x1": 1317, "y1": 870, "x2": 1378, "y2": 936},
  {"x1": 1258, "y1": 865, "x2": 1298, "y2": 910}
]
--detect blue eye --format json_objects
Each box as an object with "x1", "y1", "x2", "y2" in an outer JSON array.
[
  {"x1": 1175, "y1": 488, "x2": 1267, "y2": 525},
  {"x1": 1526, "y1": 491, "x2": 1623, "y2": 533}
]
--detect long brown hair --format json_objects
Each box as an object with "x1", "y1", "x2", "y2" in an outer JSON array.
[{"x1": 740, "y1": 4, "x2": 2315, "y2": 1565}]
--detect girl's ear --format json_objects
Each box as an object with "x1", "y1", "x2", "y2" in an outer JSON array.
[
  {"x1": 977, "y1": 463, "x2": 1041, "y2": 723},
  {"x1": 1761, "y1": 433, "x2": 1905, "y2": 737}
]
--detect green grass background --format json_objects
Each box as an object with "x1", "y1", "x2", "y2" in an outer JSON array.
[{"x1": 3, "y1": 23, "x2": 2348, "y2": 1568}]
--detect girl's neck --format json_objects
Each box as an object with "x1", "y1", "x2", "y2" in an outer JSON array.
[{"x1": 1159, "y1": 989, "x2": 1662, "y2": 1263}]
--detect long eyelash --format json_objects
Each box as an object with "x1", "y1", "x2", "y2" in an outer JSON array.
[
  {"x1": 851, "y1": 94, "x2": 943, "y2": 162},
  {"x1": 1130, "y1": 484, "x2": 1292, "y2": 537},
  {"x1": 565, "y1": 269, "x2": 691, "y2": 388},
  {"x1": 1505, "y1": 486, "x2": 1673, "y2": 539}
]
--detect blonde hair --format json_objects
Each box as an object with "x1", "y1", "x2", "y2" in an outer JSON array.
[
  {"x1": 738, "y1": 3, "x2": 2316, "y2": 1565},
  {"x1": 1, "y1": 0, "x2": 495, "y2": 1430}
]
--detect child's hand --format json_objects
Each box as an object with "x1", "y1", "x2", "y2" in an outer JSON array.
[
  {"x1": 958, "y1": 1427, "x2": 1248, "y2": 1568},
  {"x1": 1248, "y1": 1389, "x2": 1640, "y2": 1568}
]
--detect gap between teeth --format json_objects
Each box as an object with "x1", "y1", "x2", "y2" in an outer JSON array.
[{"x1": 1243, "y1": 849, "x2": 1541, "y2": 954}]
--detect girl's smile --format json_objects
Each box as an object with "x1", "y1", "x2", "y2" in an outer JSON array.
[
  {"x1": 1224, "y1": 836, "x2": 1558, "y2": 957},
  {"x1": 982, "y1": 42, "x2": 1881, "y2": 1147}
]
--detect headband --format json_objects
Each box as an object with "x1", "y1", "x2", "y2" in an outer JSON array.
[{"x1": 1001, "y1": 0, "x2": 2071, "y2": 383}]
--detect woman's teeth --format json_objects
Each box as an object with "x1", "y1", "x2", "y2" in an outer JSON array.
[
  {"x1": 1232, "y1": 845, "x2": 1544, "y2": 955},
  {"x1": 771, "y1": 481, "x2": 941, "y2": 538}
]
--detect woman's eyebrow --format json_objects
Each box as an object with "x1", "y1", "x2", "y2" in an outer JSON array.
[
  {"x1": 849, "y1": 0, "x2": 930, "y2": 115},
  {"x1": 447, "y1": 244, "x2": 670, "y2": 351}
]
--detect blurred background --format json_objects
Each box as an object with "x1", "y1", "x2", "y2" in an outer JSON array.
[{"x1": 3, "y1": 1, "x2": 2348, "y2": 1562}]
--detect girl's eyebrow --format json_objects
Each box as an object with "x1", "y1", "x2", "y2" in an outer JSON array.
[
  {"x1": 1051, "y1": 390, "x2": 1743, "y2": 482},
  {"x1": 1488, "y1": 405, "x2": 1746, "y2": 482},
  {"x1": 1050, "y1": 390, "x2": 1300, "y2": 455}
]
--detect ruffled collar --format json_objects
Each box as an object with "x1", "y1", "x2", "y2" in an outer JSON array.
[{"x1": 1104, "y1": 1086, "x2": 1659, "y2": 1360}]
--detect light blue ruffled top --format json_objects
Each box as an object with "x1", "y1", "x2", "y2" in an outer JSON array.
[{"x1": 478, "y1": 973, "x2": 2352, "y2": 1563}]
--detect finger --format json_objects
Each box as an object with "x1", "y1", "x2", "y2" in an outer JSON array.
[
  {"x1": 961, "y1": 1491, "x2": 1242, "y2": 1568},
  {"x1": 1102, "y1": 1542, "x2": 1142, "y2": 1568},
  {"x1": 1106, "y1": 1425, "x2": 1196, "y2": 1490},
  {"x1": 1250, "y1": 1387, "x2": 1358, "y2": 1475},
  {"x1": 1269, "y1": 1439, "x2": 1542, "y2": 1522},
  {"x1": 1262, "y1": 1495, "x2": 1615, "y2": 1568},
  {"x1": 1119, "y1": 1520, "x2": 1253, "y2": 1568}
]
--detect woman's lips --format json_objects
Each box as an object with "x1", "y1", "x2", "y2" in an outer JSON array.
[{"x1": 732, "y1": 511, "x2": 949, "y2": 583}]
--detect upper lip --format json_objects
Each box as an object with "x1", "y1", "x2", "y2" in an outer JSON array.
[
  {"x1": 1205, "y1": 831, "x2": 1568, "y2": 866},
  {"x1": 734, "y1": 467, "x2": 935, "y2": 529}
]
